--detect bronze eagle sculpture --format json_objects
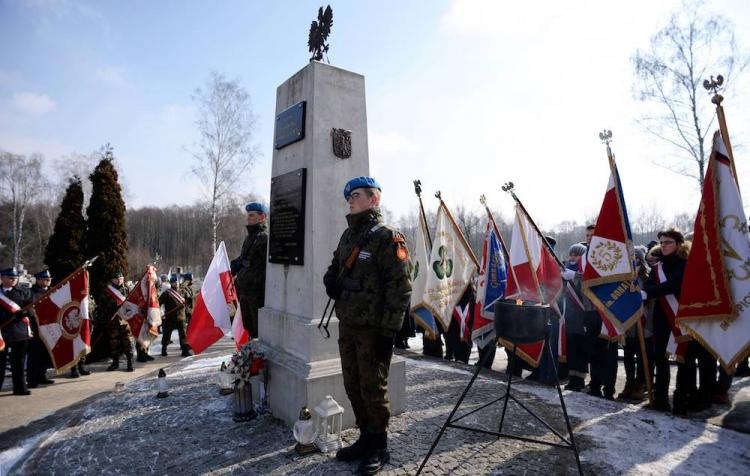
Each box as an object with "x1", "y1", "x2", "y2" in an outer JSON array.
[{"x1": 308, "y1": 5, "x2": 333, "y2": 63}]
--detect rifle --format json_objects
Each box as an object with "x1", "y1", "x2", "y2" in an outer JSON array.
[{"x1": 318, "y1": 218, "x2": 378, "y2": 339}]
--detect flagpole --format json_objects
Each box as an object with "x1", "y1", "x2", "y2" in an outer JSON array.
[
  {"x1": 599, "y1": 129, "x2": 653, "y2": 402},
  {"x1": 20, "y1": 256, "x2": 99, "y2": 312},
  {"x1": 413, "y1": 179, "x2": 433, "y2": 249},
  {"x1": 704, "y1": 75, "x2": 740, "y2": 192},
  {"x1": 636, "y1": 319, "x2": 654, "y2": 406},
  {"x1": 501, "y1": 182, "x2": 565, "y2": 270}
]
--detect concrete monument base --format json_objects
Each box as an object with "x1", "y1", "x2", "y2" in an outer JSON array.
[{"x1": 258, "y1": 308, "x2": 406, "y2": 429}]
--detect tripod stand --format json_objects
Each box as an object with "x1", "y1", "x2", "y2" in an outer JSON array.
[{"x1": 416, "y1": 336, "x2": 583, "y2": 475}]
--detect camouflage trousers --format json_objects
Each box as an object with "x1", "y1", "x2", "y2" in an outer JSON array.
[
  {"x1": 338, "y1": 324, "x2": 394, "y2": 435},
  {"x1": 107, "y1": 318, "x2": 133, "y2": 359},
  {"x1": 162, "y1": 318, "x2": 188, "y2": 351}
]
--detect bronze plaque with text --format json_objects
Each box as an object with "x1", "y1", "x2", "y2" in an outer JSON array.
[{"x1": 269, "y1": 168, "x2": 306, "y2": 265}]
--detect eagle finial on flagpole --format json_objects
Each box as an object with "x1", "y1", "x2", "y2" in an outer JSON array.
[
  {"x1": 599, "y1": 129, "x2": 614, "y2": 159},
  {"x1": 434, "y1": 190, "x2": 442, "y2": 200},
  {"x1": 703, "y1": 74, "x2": 724, "y2": 105},
  {"x1": 479, "y1": 194, "x2": 487, "y2": 207}
]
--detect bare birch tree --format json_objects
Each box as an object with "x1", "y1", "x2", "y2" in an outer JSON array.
[
  {"x1": 190, "y1": 72, "x2": 259, "y2": 253},
  {"x1": 632, "y1": 1, "x2": 748, "y2": 188},
  {"x1": 0, "y1": 151, "x2": 46, "y2": 266}
]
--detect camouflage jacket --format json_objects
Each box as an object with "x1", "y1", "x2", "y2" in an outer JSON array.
[
  {"x1": 324, "y1": 208, "x2": 412, "y2": 335},
  {"x1": 179, "y1": 282, "x2": 194, "y2": 317},
  {"x1": 159, "y1": 287, "x2": 186, "y2": 322},
  {"x1": 233, "y1": 222, "x2": 268, "y2": 304}
]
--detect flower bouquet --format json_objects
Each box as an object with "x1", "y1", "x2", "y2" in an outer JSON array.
[{"x1": 226, "y1": 342, "x2": 268, "y2": 421}]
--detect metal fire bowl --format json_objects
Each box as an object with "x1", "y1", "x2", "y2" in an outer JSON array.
[{"x1": 494, "y1": 301, "x2": 551, "y2": 344}]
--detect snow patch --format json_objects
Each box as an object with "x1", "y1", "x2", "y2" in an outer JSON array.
[{"x1": 0, "y1": 431, "x2": 50, "y2": 474}]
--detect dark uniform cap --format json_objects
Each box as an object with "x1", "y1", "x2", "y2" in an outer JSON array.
[
  {"x1": 111, "y1": 270, "x2": 124, "y2": 279},
  {"x1": 245, "y1": 202, "x2": 268, "y2": 214},
  {"x1": 182, "y1": 272, "x2": 193, "y2": 280},
  {"x1": 170, "y1": 274, "x2": 179, "y2": 283},
  {"x1": 343, "y1": 176, "x2": 381, "y2": 200},
  {"x1": 1, "y1": 267, "x2": 19, "y2": 277},
  {"x1": 34, "y1": 270, "x2": 52, "y2": 279}
]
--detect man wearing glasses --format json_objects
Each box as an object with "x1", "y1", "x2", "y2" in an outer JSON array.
[
  {"x1": 643, "y1": 228, "x2": 691, "y2": 413},
  {"x1": 323, "y1": 176, "x2": 411, "y2": 475}
]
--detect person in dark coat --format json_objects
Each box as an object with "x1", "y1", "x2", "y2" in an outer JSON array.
[
  {"x1": 0, "y1": 267, "x2": 34, "y2": 395},
  {"x1": 644, "y1": 228, "x2": 690, "y2": 413},
  {"x1": 27, "y1": 270, "x2": 55, "y2": 387},
  {"x1": 231, "y1": 202, "x2": 268, "y2": 339}
]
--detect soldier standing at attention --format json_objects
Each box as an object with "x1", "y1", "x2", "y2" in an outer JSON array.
[
  {"x1": 99, "y1": 270, "x2": 134, "y2": 372},
  {"x1": 159, "y1": 275, "x2": 192, "y2": 357},
  {"x1": 231, "y1": 202, "x2": 268, "y2": 339},
  {"x1": 179, "y1": 272, "x2": 195, "y2": 325},
  {"x1": 27, "y1": 270, "x2": 57, "y2": 386},
  {"x1": 323, "y1": 177, "x2": 412, "y2": 475},
  {"x1": 0, "y1": 267, "x2": 34, "y2": 395}
]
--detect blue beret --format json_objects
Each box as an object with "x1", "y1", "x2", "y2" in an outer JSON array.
[
  {"x1": 34, "y1": 270, "x2": 52, "y2": 279},
  {"x1": 245, "y1": 202, "x2": 268, "y2": 214},
  {"x1": 1, "y1": 267, "x2": 19, "y2": 277},
  {"x1": 182, "y1": 272, "x2": 193, "y2": 280},
  {"x1": 170, "y1": 274, "x2": 179, "y2": 283},
  {"x1": 343, "y1": 176, "x2": 381, "y2": 200}
]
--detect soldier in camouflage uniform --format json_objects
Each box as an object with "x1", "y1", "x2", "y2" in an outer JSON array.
[
  {"x1": 159, "y1": 275, "x2": 192, "y2": 357},
  {"x1": 179, "y1": 272, "x2": 195, "y2": 324},
  {"x1": 323, "y1": 177, "x2": 412, "y2": 475},
  {"x1": 98, "y1": 271, "x2": 134, "y2": 372},
  {"x1": 231, "y1": 202, "x2": 268, "y2": 339}
]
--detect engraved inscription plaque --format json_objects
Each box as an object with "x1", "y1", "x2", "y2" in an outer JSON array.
[
  {"x1": 274, "y1": 101, "x2": 306, "y2": 150},
  {"x1": 269, "y1": 168, "x2": 307, "y2": 265}
]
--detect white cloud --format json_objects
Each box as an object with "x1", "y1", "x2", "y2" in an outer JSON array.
[
  {"x1": 12, "y1": 92, "x2": 56, "y2": 116},
  {"x1": 95, "y1": 66, "x2": 130, "y2": 89}
]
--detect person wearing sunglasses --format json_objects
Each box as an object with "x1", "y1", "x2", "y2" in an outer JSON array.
[{"x1": 323, "y1": 176, "x2": 411, "y2": 475}]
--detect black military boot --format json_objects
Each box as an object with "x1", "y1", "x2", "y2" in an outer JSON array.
[
  {"x1": 70, "y1": 366, "x2": 81, "y2": 378},
  {"x1": 336, "y1": 432, "x2": 369, "y2": 462},
  {"x1": 181, "y1": 347, "x2": 193, "y2": 357},
  {"x1": 161, "y1": 346, "x2": 168, "y2": 357},
  {"x1": 106, "y1": 359, "x2": 120, "y2": 371},
  {"x1": 78, "y1": 361, "x2": 91, "y2": 376},
  {"x1": 136, "y1": 346, "x2": 148, "y2": 362},
  {"x1": 126, "y1": 357, "x2": 134, "y2": 372},
  {"x1": 358, "y1": 433, "x2": 389, "y2": 475}
]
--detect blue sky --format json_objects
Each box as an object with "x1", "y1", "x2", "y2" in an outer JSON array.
[{"x1": 1, "y1": 0, "x2": 749, "y2": 228}]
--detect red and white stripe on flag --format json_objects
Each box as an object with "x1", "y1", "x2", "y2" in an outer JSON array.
[
  {"x1": 187, "y1": 242, "x2": 246, "y2": 354},
  {"x1": 502, "y1": 205, "x2": 562, "y2": 368},
  {"x1": 117, "y1": 265, "x2": 161, "y2": 349},
  {"x1": 33, "y1": 269, "x2": 91, "y2": 372}
]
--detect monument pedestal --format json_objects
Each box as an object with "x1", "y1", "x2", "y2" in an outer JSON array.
[{"x1": 258, "y1": 61, "x2": 406, "y2": 429}]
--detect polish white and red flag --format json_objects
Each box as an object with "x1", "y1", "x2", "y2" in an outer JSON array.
[
  {"x1": 187, "y1": 241, "x2": 249, "y2": 354},
  {"x1": 116, "y1": 265, "x2": 161, "y2": 349},
  {"x1": 676, "y1": 131, "x2": 750, "y2": 372},
  {"x1": 32, "y1": 268, "x2": 91, "y2": 372},
  {"x1": 503, "y1": 204, "x2": 563, "y2": 367}
]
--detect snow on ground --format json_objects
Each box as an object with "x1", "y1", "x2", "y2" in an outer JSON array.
[{"x1": 0, "y1": 431, "x2": 50, "y2": 475}]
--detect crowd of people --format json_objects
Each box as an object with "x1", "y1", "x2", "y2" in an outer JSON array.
[
  {"x1": 400, "y1": 224, "x2": 750, "y2": 417},
  {"x1": 0, "y1": 266, "x2": 197, "y2": 396}
]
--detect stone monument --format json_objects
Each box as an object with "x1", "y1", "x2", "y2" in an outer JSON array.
[{"x1": 258, "y1": 60, "x2": 406, "y2": 428}]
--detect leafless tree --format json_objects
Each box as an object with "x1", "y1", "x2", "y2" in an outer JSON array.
[
  {"x1": 632, "y1": 204, "x2": 667, "y2": 243},
  {"x1": 190, "y1": 72, "x2": 260, "y2": 253},
  {"x1": 632, "y1": 1, "x2": 749, "y2": 187},
  {"x1": 0, "y1": 151, "x2": 47, "y2": 266}
]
